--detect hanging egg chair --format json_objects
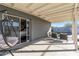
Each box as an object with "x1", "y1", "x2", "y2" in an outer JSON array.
[{"x1": 0, "y1": 10, "x2": 19, "y2": 56}]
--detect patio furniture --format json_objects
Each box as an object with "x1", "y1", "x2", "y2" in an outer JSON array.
[
  {"x1": 0, "y1": 10, "x2": 19, "y2": 56},
  {"x1": 59, "y1": 33, "x2": 67, "y2": 40},
  {"x1": 51, "y1": 32, "x2": 58, "y2": 39},
  {"x1": 0, "y1": 35, "x2": 18, "y2": 49},
  {"x1": 0, "y1": 21, "x2": 19, "y2": 56}
]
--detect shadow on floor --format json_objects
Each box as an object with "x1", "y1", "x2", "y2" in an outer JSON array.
[
  {"x1": 0, "y1": 37, "x2": 75, "y2": 56},
  {"x1": 14, "y1": 49, "x2": 76, "y2": 53}
]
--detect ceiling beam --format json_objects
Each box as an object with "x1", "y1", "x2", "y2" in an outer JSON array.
[
  {"x1": 25, "y1": 3, "x2": 33, "y2": 8},
  {"x1": 35, "y1": 4, "x2": 74, "y2": 16},
  {"x1": 41, "y1": 7, "x2": 73, "y2": 16},
  {"x1": 45, "y1": 15, "x2": 73, "y2": 20},
  {"x1": 30, "y1": 4, "x2": 48, "y2": 13},
  {"x1": 39, "y1": 9, "x2": 73, "y2": 18},
  {"x1": 32, "y1": 4, "x2": 64, "y2": 15}
]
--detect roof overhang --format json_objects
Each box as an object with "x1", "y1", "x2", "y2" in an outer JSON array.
[{"x1": 0, "y1": 3, "x2": 79, "y2": 22}]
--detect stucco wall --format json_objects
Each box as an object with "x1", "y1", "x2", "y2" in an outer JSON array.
[
  {"x1": 32, "y1": 18, "x2": 50, "y2": 40},
  {"x1": 0, "y1": 5, "x2": 50, "y2": 40}
]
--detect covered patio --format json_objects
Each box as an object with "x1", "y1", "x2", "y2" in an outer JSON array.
[
  {"x1": 0, "y1": 3, "x2": 79, "y2": 56},
  {"x1": 4, "y1": 37, "x2": 77, "y2": 56}
]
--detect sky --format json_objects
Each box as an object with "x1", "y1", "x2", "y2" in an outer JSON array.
[{"x1": 51, "y1": 20, "x2": 79, "y2": 27}]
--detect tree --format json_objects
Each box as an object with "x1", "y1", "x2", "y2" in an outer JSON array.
[{"x1": 64, "y1": 23, "x2": 72, "y2": 27}]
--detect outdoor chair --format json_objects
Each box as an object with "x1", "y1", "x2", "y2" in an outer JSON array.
[
  {"x1": 0, "y1": 10, "x2": 19, "y2": 56},
  {"x1": 51, "y1": 32, "x2": 58, "y2": 39},
  {"x1": 0, "y1": 20, "x2": 19, "y2": 56},
  {"x1": 59, "y1": 33, "x2": 67, "y2": 41}
]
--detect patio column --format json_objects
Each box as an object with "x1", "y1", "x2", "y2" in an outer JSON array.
[{"x1": 72, "y1": 3, "x2": 78, "y2": 51}]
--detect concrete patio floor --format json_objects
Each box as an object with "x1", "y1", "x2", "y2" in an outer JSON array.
[
  {"x1": 5, "y1": 51, "x2": 79, "y2": 56},
  {"x1": 4, "y1": 37, "x2": 79, "y2": 56}
]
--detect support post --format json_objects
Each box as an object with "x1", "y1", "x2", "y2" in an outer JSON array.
[{"x1": 72, "y1": 3, "x2": 78, "y2": 51}]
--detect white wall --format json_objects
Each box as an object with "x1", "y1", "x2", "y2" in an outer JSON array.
[{"x1": 32, "y1": 18, "x2": 50, "y2": 40}]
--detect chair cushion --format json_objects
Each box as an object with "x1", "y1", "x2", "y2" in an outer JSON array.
[{"x1": 0, "y1": 34, "x2": 18, "y2": 50}]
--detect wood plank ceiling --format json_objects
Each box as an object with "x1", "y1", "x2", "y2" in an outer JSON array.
[{"x1": 0, "y1": 3, "x2": 79, "y2": 22}]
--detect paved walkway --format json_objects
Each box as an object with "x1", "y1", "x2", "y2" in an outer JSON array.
[{"x1": 4, "y1": 37, "x2": 79, "y2": 56}]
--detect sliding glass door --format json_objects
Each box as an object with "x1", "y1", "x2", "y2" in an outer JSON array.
[{"x1": 20, "y1": 19, "x2": 31, "y2": 43}]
